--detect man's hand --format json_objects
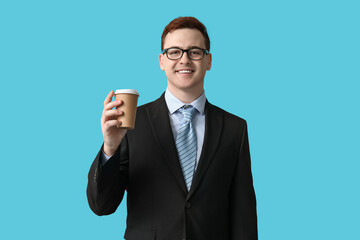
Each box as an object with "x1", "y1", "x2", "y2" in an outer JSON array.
[{"x1": 101, "y1": 90, "x2": 127, "y2": 156}]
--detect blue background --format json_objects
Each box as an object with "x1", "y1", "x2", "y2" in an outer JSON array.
[{"x1": 1, "y1": 0, "x2": 359, "y2": 239}]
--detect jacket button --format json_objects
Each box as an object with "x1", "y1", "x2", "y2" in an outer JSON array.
[{"x1": 185, "y1": 202, "x2": 191, "y2": 209}]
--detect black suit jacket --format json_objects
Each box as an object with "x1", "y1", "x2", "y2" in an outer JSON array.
[{"x1": 87, "y1": 94, "x2": 257, "y2": 240}]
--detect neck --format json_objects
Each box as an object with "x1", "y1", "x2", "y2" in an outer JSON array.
[{"x1": 168, "y1": 86, "x2": 204, "y2": 103}]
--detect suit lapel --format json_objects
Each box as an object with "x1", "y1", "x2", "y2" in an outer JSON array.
[
  {"x1": 146, "y1": 94, "x2": 188, "y2": 193},
  {"x1": 187, "y1": 101, "x2": 223, "y2": 199}
]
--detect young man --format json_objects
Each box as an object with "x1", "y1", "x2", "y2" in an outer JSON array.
[{"x1": 87, "y1": 17, "x2": 258, "y2": 240}]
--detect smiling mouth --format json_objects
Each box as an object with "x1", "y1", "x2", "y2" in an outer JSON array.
[{"x1": 177, "y1": 70, "x2": 194, "y2": 74}]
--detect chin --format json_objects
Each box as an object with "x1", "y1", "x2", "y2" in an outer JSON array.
[
  {"x1": 168, "y1": 78, "x2": 203, "y2": 91},
  {"x1": 175, "y1": 80, "x2": 196, "y2": 88},
  {"x1": 177, "y1": 83, "x2": 203, "y2": 93}
]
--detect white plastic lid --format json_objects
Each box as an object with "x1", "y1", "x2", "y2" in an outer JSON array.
[{"x1": 115, "y1": 89, "x2": 139, "y2": 95}]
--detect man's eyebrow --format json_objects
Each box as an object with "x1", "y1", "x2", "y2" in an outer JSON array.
[{"x1": 167, "y1": 46, "x2": 204, "y2": 49}]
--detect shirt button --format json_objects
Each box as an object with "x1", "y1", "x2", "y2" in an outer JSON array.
[{"x1": 185, "y1": 202, "x2": 191, "y2": 209}]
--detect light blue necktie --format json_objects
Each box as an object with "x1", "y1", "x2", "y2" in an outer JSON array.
[{"x1": 176, "y1": 105, "x2": 197, "y2": 191}]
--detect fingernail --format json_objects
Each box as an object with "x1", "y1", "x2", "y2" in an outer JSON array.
[{"x1": 117, "y1": 121, "x2": 122, "y2": 128}]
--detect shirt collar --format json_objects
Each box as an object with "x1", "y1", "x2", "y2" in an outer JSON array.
[{"x1": 165, "y1": 88, "x2": 206, "y2": 115}]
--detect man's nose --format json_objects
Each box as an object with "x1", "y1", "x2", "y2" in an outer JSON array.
[{"x1": 179, "y1": 51, "x2": 191, "y2": 63}]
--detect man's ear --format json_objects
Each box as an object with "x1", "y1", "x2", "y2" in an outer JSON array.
[
  {"x1": 159, "y1": 54, "x2": 165, "y2": 71},
  {"x1": 206, "y1": 53, "x2": 212, "y2": 70}
]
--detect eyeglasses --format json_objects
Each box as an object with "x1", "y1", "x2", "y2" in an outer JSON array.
[{"x1": 162, "y1": 47, "x2": 209, "y2": 60}]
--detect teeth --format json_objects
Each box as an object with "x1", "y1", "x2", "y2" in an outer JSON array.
[{"x1": 178, "y1": 70, "x2": 192, "y2": 73}]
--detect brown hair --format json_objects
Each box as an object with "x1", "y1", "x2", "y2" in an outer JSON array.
[{"x1": 161, "y1": 17, "x2": 210, "y2": 51}]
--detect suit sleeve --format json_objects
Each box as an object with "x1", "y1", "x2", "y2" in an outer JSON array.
[
  {"x1": 230, "y1": 121, "x2": 258, "y2": 239},
  {"x1": 86, "y1": 136, "x2": 129, "y2": 216}
]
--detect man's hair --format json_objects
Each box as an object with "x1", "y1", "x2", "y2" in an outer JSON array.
[{"x1": 161, "y1": 16, "x2": 210, "y2": 51}]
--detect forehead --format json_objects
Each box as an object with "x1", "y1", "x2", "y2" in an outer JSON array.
[{"x1": 163, "y1": 28, "x2": 206, "y2": 49}]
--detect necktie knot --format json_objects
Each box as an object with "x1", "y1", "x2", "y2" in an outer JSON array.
[{"x1": 179, "y1": 105, "x2": 196, "y2": 123}]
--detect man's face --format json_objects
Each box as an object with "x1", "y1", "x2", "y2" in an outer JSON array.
[{"x1": 159, "y1": 28, "x2": 212, "y2": 96}]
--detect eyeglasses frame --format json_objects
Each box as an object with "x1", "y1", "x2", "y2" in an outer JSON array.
[{"x1": 162, "y1": 47, "x2": 209, "y2": 60}]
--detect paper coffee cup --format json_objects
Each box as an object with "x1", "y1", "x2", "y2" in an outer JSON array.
[{"x1": 115, "y1": 89, "x2": 139, "y2": 129}]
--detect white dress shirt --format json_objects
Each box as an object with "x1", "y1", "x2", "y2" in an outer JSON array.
[{"x1": 164, "y1": 89, "x2": 206, "y2": 170}]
